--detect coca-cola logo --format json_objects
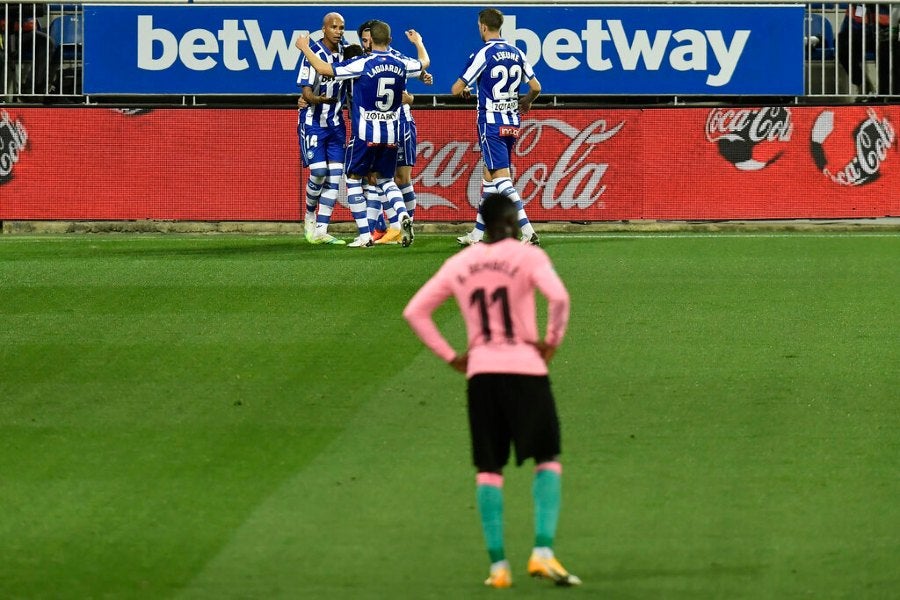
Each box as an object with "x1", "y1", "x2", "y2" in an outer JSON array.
[
  {"x1": 810, "y1": 108, "x2": 896, "y2": 186},
  {"x1": 706, "y1": 107, "x2": 792, "y2": 171},
  {"x1": 0, "y1": 110, "x2": 29, "y2": 185},
  {"x1": 412, "y1": 118, "x2": 625, "y2": 210},
  {"x1": 111, "y1": 108, "x2": 153, "y2": 116}
]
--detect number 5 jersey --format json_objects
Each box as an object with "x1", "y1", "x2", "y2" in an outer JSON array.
[{"x1": 333, "y1": 50, "x2": 423, "y2": 145}]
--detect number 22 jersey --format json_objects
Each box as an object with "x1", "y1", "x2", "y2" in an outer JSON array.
[
  {"x1": 457, "y1": 38, "x2": 536, "y2": 127},
  {"x1": 403, "y1": 238, "x2": 570, "y2": 377}
]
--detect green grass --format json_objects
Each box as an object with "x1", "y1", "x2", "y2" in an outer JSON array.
[{"x1": 1, "y1": 232, "x2": 898, "y2": 599}]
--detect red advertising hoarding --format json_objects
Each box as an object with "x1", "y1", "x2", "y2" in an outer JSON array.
[{"x1": 2, "y1": 106, "x2": 898, "y2": 221}]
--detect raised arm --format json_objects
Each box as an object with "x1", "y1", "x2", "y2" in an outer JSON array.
[
  {"x1": 404, "y1": 29, "x2": 431, "y2": 71},
  {"x1": 294, "y1": 33, "x2": 335, "y2": 78}
]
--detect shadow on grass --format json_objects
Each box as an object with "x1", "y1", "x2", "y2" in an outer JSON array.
[
  {"x1": 1, "y1": 234, "x2": 628, "y2": 261},
  {"x1": 101, "y1": 240, "x2": 309, "y2": 258},
  {"x1": 0, "y1": 238, "x2": 314, "y2": 261},
  {"x1": 596, "y1": 562, "x2": 767, "y2": 583}
]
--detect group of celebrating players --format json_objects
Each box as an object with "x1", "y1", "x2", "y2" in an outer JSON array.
[
  {"x1": 295, "y1": 7, "x2": 542, "y2": 248},
  {"x1": 299, "y1": 8, "x2": 581, "y2": 591}
]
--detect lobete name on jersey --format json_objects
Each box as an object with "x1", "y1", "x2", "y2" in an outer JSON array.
[{"x1": 367, "y1": 63, "x2": 405, "y2": 78}]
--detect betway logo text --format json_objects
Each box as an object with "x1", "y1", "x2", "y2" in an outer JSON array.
[
  {"x1": 503, "y1": 15, "x2": 750, "y2": 87},
  {"x1": 137, "y1": 15, "x2": 304, "y2": 71},
  {"x1": 136, "y1": 13, "x2": 750, "y2": 87}
]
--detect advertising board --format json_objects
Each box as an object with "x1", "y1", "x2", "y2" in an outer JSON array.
[
  {"x1": 83, "y1": 4, "x2": 803, "y2": 95},
  {"x1": 3, "y1": 106, "x2": 897, "y2": 222}
]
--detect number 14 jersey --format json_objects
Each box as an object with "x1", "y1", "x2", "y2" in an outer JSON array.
[{"x1": 404, "y1": 238, "x2": 570, "y2": 377}]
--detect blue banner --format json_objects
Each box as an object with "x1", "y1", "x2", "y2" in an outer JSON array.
[{"x1": 83, "y1": 4, "x2": 804, "y2": 95}]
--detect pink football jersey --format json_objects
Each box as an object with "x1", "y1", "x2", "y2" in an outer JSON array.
[{"x1": 404, "y1": 238, "x2": 570, "y2": 377}]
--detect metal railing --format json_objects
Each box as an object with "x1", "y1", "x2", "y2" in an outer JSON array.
[
  {"x1": 805, "y1": 3, "x2": 900, "y2": 98},
  {"x1": 4, "y1": 2, "x2": 900, "y2": 104},
  {"x1": 2, "y1": 2, "x2": 82, "y2": 99}
]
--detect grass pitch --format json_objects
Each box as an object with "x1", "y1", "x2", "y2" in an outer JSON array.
[{"x1": 1, "y1": 232, "x2": 898, "y2": 599}]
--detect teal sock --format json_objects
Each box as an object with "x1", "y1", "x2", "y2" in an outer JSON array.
[
  {"x1": 477, "y1": 484, "x2": 505, "y2": 563},
  {"x1": 533, "y1": 468, "x2": 562, "y2": 548}
]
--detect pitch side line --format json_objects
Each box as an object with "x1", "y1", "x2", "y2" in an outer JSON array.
[{"x1": 2, "y1": 232, "x2": 899, "y2": 242}]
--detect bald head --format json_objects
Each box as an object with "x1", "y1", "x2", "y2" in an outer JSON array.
[
  {"x1": 320, "y1": 12, "x2": 345, "y2": 52},
  {"x1": 322, "y1": 12, "x2": 343, "y2": 27}
]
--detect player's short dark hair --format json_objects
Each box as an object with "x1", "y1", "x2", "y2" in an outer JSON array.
[
  {"x1": 369, "y1": 20, "x2": 391, "y2": 45},
  {"x1": 479, "y1": 8, "x2": 504, "y2": 32},
  {"x1": 343, "y1": 44, "x2": 364, "y2": 60},
  {"x1": 481, "y1": 193, "x2": 517, "y2": 231},
  {"x1": 357, "y1": 19, "x2": 376, "y2": 41}
]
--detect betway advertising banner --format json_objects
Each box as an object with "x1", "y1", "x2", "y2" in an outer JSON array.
[
  {"x1": 2, "y1": 106, "x2": 898, "y2": 221},
  {"x1": 82, "y1": 4, "x2": 803, "y2": 95}
]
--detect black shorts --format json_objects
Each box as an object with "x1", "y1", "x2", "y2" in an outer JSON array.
[{"x1": 467, "y1": 373, "x2": 561, "y2": 472}]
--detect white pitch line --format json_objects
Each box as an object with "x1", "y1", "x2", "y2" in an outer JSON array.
[{"x1": 1, "y1": 232, "x2": 898, "y2": 242}]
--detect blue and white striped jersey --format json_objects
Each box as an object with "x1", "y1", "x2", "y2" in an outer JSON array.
[
  {"x1": 297, "y1": 39, "x2": 346, "y2": 128},
  {"x1": 457, "y1": 38, "x2": 536, "y2": 126},
  {"x1": 333, "y1": 50, "x2": 423, "y2": 144}
]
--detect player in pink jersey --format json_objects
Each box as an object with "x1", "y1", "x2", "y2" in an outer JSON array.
[{"x1": 403, "y1": 194, "x2": 580, "y2": 588}]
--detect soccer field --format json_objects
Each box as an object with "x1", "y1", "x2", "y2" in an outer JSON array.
[{"x1": 1, "y1": 232, "x2": 898, "y2": 599}]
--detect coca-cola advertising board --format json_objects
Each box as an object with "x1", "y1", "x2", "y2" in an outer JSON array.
[{"x1": 1, "y1": 106, "x2": 898, "y2": 221}]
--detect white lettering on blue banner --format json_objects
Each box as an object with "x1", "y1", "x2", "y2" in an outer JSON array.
[
  {"x1": 136, "y1": 15, "x2": 304, "y2": 72},
  {"x1": 83, "y1": 5, "x2": 802, "y2": 95},
  {"x1": 503, "y1": 16, "x2": 750, "y2": 87}
]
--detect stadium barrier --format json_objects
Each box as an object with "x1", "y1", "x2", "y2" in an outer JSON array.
[
  {"x1": 2, "y1": 3, "x2": 84, "y2": 99},
  {"x1": 4, "y1": 2, "x2": 900, "y2": 102},
  {"x1": 2, "y1": 105, "x2": 898, "y2": 222}
]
